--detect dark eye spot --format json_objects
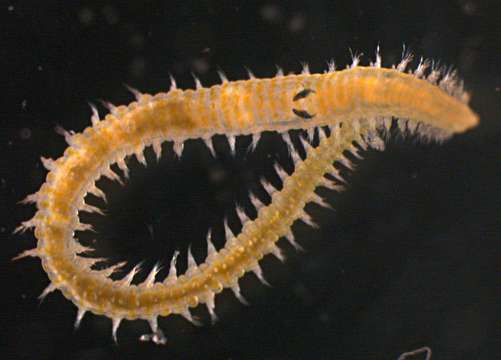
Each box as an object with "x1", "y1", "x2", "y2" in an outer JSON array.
[
  {"x1": 293, "y1": 88, "x2": 315, "y2": 102},
  {"x1": 292, "y1": 108, "x2": 315, "y2": 119}
]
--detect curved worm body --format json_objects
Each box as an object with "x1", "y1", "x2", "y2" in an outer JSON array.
[{"x1": 15, "y1": 52, "x2": 478, "y2": 344}]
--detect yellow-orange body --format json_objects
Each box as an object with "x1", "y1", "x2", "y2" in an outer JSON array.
[{"x1": 16, "y1": 63, "x2": 479, "y2": 343}]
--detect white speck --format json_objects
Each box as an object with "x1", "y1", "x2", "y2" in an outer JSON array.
[
  {"x1": 7, "y1": 5, "x2": 14, "y2": 12},
  {"x1": 21, "y1": 99, "x2": 27, "y2": 110},
  {"x1": 37, "y1": 65, "x2": 43, "y2": 71}
]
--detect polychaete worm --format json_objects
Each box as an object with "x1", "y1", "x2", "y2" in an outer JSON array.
[{"x1": 15, "y1": 47, "x2": 479, "y2": 345}]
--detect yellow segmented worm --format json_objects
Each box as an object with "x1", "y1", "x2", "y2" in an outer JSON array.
[{"x1": 15, "y1": 49, "x2": 479, "y2": 345}]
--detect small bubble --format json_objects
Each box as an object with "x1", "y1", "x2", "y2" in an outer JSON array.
[
  {"x1": 129, "y1": 33, "x2": 144, "y2": 49},
  {"x1": 460, "y1": 0, "x2": 477, "y2": 15},
  {"x1": 19, "y1": 127, "x2": 32, "y2": 140},
  {"x1": 192, "y1": 58, "x2": 210, "y2": 74},
  {"x1": 130, "y1": 57, "x2": 146, "y2": 78},
  {"x1": 78, "y1": 7, "x2": 94, "y2": 25},
  {"x1": 209, "y1": 164, "x2": 226, "y2": 183},
  {"x1": 260, "y1": 4, "x2": 283, "y2": 24},
  {"x1": 293, "y1": 282, "x2": 313, "y2": 304},
  {"x1": 102, "y1": 5, "x2": 119, "y2": 24},
  {"x1": 288, "y1": 13, "x2": 306, "y2": 33},
  {"x1": 318, "y1": 312, "x2": 330, "y2": 324}
]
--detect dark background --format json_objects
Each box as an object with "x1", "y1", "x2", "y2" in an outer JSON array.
[{"x1": 2, "y1": 1, "x2": 500, "y2": 359}]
